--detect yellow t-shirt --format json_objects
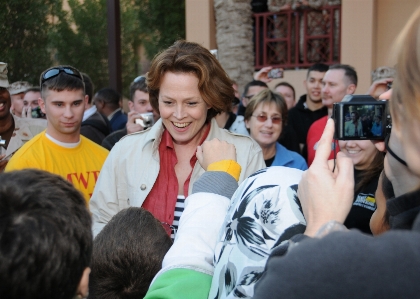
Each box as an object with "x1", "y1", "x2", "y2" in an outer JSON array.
[{"x1": 5, "y1": 132, "x2": 109, "y2": 203}]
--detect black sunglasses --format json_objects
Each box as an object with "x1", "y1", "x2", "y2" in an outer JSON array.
[{"x1": 41, "y1": 67, "x2": 83, "y2": 85}]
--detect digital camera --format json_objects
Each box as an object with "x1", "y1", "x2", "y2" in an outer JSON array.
[
  {"x1": 135, "y1": 112, "x2": 155, "y2": 129},
  {"x1": 332, "y1": 95, "x2": 391, "y2": 140}
]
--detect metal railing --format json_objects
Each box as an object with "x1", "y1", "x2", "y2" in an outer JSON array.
[{"x1": 253, "y1": 5, "x2": 341, "y2": 70}]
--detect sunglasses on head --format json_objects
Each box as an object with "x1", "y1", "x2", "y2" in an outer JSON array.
[
  {"x1": 133, "y1": 75, "x2": 146, "y2": 83},
  {"x1": 41, "y1": 67, "x2": 83, "y2": 85},
  {"x1": 252, "y1": 114, "x2": 282, "y2": 124}
]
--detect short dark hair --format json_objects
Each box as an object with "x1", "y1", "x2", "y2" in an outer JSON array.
[
  {"x1": 39, "y1": 65, "x2": 85, "y2": 99},
  {"x1": 129, "y1": 76, "x2": 148, "y2": 102},
  {"x1": 329, "y1": 64, "x2": 358, "y2": 86},
  {"x1": 93, "y1": 87, "x2": 121, "y2": 110},
  {"x1": 89, "y1": 207, "x2": 172, "y2": 299},
  {"x1": 274, "y1": 82, "x2": 296, "y2": 100},
  {"x1": 307, "y1": 63, "x2": 329, "y2": 78},
  {"x1": 0, "y1": 169, "x2": 92, "y2": 299},
  {"x1": 147, "y1": 40, "x2": 235, "y2": 121},
  {"x1": 82, "y1": 73, "x2": 94, "y2": 104},
  {"x1": 24, "y1": 86, "x2": 41, "y2": 94},
  {"x1": 242, "y1": 80, "x2": 268, "y2": 98}
]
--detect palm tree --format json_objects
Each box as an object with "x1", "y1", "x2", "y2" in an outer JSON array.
[{"x1": 214, "y1": 0, "x2": 254, "y2": 94}]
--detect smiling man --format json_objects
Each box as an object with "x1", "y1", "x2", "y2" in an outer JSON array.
[
  {"x1": 306, "y1": 64, "x2": 358, "y2": 166},
  {"x1": 5, "y1": 65, "x2": 109, "y2": 203},
  {"x1": 286, "y1": 63, "x2": 329, "y2": 160}
]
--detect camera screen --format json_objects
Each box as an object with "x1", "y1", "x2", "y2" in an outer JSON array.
[{"x1": 333, "y1": 102, "x2": 389, "y2": 140}]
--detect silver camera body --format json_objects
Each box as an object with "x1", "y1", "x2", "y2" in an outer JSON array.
[{"x1": 135, "y1": 112, "x2": 155, "y2": 129}]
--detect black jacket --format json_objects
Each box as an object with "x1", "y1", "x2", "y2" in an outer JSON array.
[
  {"x1": 287, "y1": 94, "x2": 328, "y2": 159},
  {"x1": 81, "y1": 111, "x2": 111, "y2": 145}
]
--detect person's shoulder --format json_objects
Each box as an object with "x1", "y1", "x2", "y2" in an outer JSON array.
[
  {"x1": 80, "y1": 135, "x2": 109, "y2": 155},
  {"x1": 216, "y1": 125, "x2": 258, "y2": 147},
  {"x1": 6, "y1": 133, "x2": 44, "y2": 168},
  {"x1": 308, "y1": 115, "x2": 328, "y2": 133},
  {"x1": 16, "y1": 116, "x2": 47, "y2": 129}
]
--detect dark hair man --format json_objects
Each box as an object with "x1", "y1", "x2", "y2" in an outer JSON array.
[
  {"x1": 286, "y1": 63, "x2": 329, "y2": 160},
  {"x1": 274, "y1": 81, "x2": 296, "y2": 110},
  {"x1": 80, "y1": 73, "x2": 112, "y2": 145},
  {"x1": 89, "y1": 207, "x2": 172, "y2": 298},
  {"x1": 5, "y1": 65, "x2": 109, "y2": 202},
  {"x1": 0, "y1": 169, "x2": 92, "y2": 299},
  {"x1": 101, "y1": 76, "x2": 160, "y2": 150},
  {"x1": 306, "y1": 64, "x2": 358, "y2": 165},
  {"x1": 0, "y1": 62, "x2": 46, "y2": 172},
  {"x1": 236, "y1": 80, "x2": 268, "y2": 116},
  {"x1": 94, "y1": 87, "x2": 127, "y2": 132}
]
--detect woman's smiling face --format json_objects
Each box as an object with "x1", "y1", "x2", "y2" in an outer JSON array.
[
  {"x1": 338, "y1": 139, "x2": 378, "y2": 170},
  {"x1": 158, "y1": 72, "x2": 210, "y2": 145},
  {"x1": 245, "y1": 101, "x2": 282, "y2": 149}
]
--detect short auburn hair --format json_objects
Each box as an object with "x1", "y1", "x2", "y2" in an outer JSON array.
[{"x1": 147, "y1": 40, "x2": 235, "y2": 121}]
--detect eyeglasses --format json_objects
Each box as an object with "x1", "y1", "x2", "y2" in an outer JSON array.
[
  {"x1": 252, "y1": 114, "x2": 282, "y2": 124},
  {"x1": 133, "y1": 76, "x2": 146, "y2": 83},
  {"x1": 385, "y1": 134, "x2": 407, "y2": 166},
  {"x1": 161, "y1": 222, "x2": 177, "y2": 239},
  {"x1": 41, "y1": 67, "x2": 83, "y2": 85}
]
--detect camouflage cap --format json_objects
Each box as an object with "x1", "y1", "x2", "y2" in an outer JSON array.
[
  {"x1": 0, "y1": 62, "x2": 9, "y2": 88},
  {"x1": 371, "y1": 66, "x2": 396, "y2": 83},
  {"x1": 8, "y1": 81, "x2": 32, "y2": 95}
]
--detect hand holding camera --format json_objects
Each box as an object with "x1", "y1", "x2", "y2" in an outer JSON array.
[{"x1": 126, "y1": 111, "x2": 155, "y2": 134}]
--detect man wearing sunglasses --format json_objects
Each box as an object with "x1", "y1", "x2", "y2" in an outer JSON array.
[
  {"x1": 0, "y1": 62, "x2": 47, "y2": 172},
  {"x1": 5, "y1": 65, "x2": 109, "y2": 203},
  {"x1": 101, "y1": 76, "x2": 160, "y2": 150}
]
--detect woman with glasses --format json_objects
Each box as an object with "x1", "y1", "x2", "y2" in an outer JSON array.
[
  {"x1": 244, "y1": 89, "x2": 307, "y2": 170},
  {"x1": 90, "y1": 40, "x2": 265, "y2": 238}
]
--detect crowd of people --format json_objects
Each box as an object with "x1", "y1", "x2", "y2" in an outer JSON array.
[{"x1": 1, "y1": 5, "x2": 420, "y2": 299}]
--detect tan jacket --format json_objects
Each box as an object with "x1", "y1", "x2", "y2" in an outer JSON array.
[
  {"x1": 90, "y1": 118, "x2": 265, "y2": 237},
  {"x1": 0, "y1": 114, "x2": 47, "y2": 160}
]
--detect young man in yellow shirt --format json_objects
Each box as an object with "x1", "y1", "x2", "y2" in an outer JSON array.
[{"x1": 6, "y1": 65, "x2": 109, "y2": 203}]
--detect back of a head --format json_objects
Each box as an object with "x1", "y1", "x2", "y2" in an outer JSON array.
[
  {"x1": 39, "y1": 65, "x2": 85, "y2": 99},
  {"x1": 307, "y1": 63, "x2": 329, "y2": 77},
  {"x1": 82, "y1": 73, "x2": 95, "y2": 104},
  {"x1": 0, "y1": 169, "x2": 92, "y2": 299},
  {"x1": 147, "y1": 40, "x2": 234, "y2": 121},
  {"x1": 89, "y1": 207, "x2": 172, "y2": 299},
  {"x1": 94, "y1": 87, "x2": 121, "y2": 109},
  {"x1": 243, "y1": 80, "x2": 268, "y2": 97},
  {"x1": 129, "y1": 76, "x2": 148, "y2": 101},
  {"x1": 328, "y1": 64, "x2": 358, "y2": 86}
]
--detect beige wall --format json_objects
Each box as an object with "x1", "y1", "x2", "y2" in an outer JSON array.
[
  {"x1": 185, "y1": 0, "x2": 420, "y2": 99},
  {"x1": 375, "y1": 0, "x2": 420, "y2": 68},
  {"x1": 266, "y1": 70, "x2": 308, "y2": 99},
  {"x1": 341, "y1": 0, "x2": 376, "y2": 94},
  {"x1": 186, "y1": 0, "x2": 216, "y2": 49}
]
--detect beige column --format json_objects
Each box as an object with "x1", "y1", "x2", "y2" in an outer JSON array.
[
  {"x1": 341, "y1": 0, "x2": 376, "y2": 94},
  {"x1": 185, "y1": 0, "x2": 216, "y2": 49}
]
